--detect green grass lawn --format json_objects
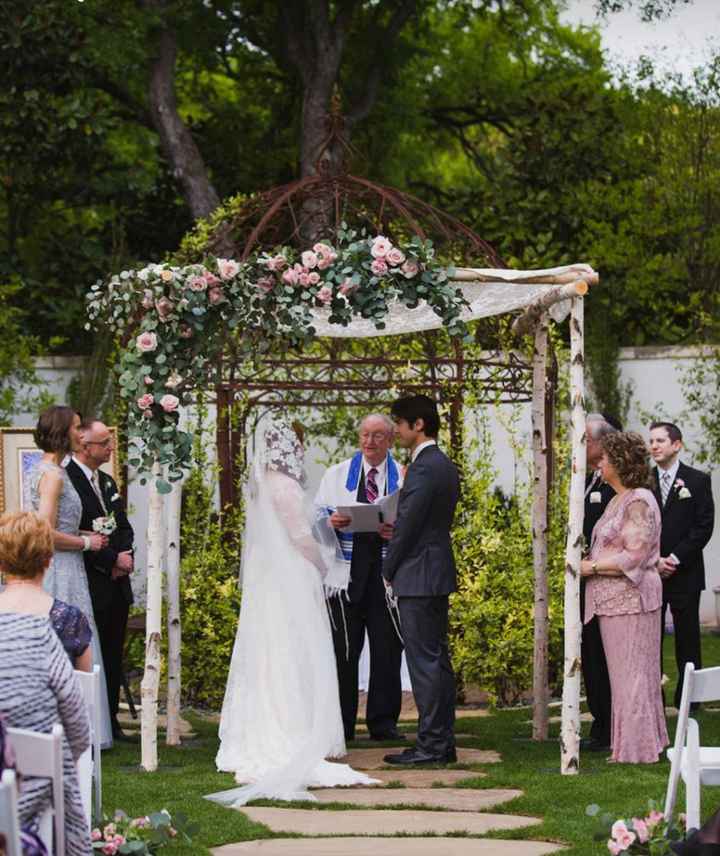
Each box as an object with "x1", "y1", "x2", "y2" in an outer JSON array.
[{"x1": 103, "y1": 632, "x2": 720, "y2": 854}]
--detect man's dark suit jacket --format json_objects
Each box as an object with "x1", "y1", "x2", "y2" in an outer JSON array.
[
  {"x1": 65, "y1": 459, "x2": 134, "y2": 609},
  {"x1": 583, "y1": 472, "x2": 615, "y2": 550},
  {"x1": 652, "y1": 461, "x2": 714, "y2": 598},
  {"x1": 383, "y1": 444, "x2": 460, "y2": 597}
]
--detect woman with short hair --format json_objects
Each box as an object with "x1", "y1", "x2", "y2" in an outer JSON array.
[
  {"x1": 581, "y1": 431, "x2": 668, "y2": 764},
  {"x1": 25, "y1": 405, "x2": 113, "y2": 747}
]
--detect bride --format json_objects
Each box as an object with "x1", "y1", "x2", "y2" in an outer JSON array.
[{"x1": 208, "y1": 413, "x2": 377, "y2": 806}]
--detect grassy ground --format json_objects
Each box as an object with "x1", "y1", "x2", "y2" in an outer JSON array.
[{"x1": 103, "y1": 632, "x2": 720, "y2": 854}]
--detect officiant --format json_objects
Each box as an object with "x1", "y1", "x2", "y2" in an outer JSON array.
[{"x1": 314, "y1": 413, "x2": 404, "y2": 742}]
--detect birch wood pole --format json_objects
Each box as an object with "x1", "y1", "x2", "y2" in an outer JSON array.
[
  {"x1": 165, "y1": 476, "x2": 183, "y2": 746},
  {"x1": 560, "y1": 297, "x2": 587, "y2": 775},
  {"x1": 531, "y1": 315, "x2": 550, "y2": 741},
  {"x1": 141, "y1": 462, "x2": 165, "y2": 771}
]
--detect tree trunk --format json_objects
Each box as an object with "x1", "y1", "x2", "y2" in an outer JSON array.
[
  {"x1": 165, "y1": 475, "x2": 183, "y2": 746},
  {"x1": 141, "y1": 462, "x2": 164, "y2": 772},
  {"x1": 560, "y1": 297, "x2": 586, "y2": 775},
  {"x1": 531, "y1": 316, "x2": 549, "y2": 741},
  {"x1": 144, "y1": 0, "x2": 220, "y2": 220}
]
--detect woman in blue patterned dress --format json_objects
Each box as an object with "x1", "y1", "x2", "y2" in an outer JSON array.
[{"x1": 25, "y1": 406, "x2": 113, "y2": 747}]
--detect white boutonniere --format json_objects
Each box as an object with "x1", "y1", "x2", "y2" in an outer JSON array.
[
  {"x1": 110, "y1": 492, "x2": 120, "y2": 503},
  {"x1": 674, "y1": 478, "x2": 692, "y2": 499},
  {"x1": 93, "y1": 512, "x2": 117, "y2": 535},
  {"x1": 590, "y1": 491, "x2": 602, "y2": 504}
]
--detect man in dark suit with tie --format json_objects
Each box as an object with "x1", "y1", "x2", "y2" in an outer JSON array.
[
  {"x1": 382, "y1": 395, "x2": 460, "y2": 766},
  {"x1": 650, "y1": 421, "x2": 715, "y2": 709},
  {"x1": 65, "y1": 418, "x2": 135, "y2": 739},
  {"x1": 580, "y1": 413, "x2": 620, "y2": 752}
]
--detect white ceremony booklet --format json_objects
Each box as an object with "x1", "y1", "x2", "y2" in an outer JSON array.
[{"x1": 336, "y1": 490, "x2": 400, "y2": 533}]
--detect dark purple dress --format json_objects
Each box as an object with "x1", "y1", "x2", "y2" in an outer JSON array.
[{"x1": 49, "y1": 599, "x2": 92, "y2": 662}]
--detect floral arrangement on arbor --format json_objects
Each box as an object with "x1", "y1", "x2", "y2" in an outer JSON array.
[
  {"x1": 586, "y1": 802, "x2": 686, "y2": 855},
  {"x1": 86, "y1": 228, "x2": 463, "y2": 488},
  {"x1": 91, "y1": 809, "x2": 196, "y2": 854}
]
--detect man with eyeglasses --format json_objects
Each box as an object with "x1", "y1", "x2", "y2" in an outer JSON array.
[
  {"x1": 315, "y1": 413, "x2": 404, "y2": 742},
  {"x1": 66, "y1": 418, "x2": 135, "y2": 740}
]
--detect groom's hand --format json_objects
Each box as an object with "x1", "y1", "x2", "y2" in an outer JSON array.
[
  {"x1": 329, "y1": 511, "x2": 352, "y2": 529},
  {"x1": 378, "y1": 522, "x2": 394, "y2": 540}
]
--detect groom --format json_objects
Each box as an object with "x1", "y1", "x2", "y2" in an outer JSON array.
[{"x1": 382, "y1": 394, "x2": 460, "y2": 765}]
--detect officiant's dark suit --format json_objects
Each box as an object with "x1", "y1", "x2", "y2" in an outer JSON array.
[
  {"x1": 66, "y1": 455, "x2": 134, "y2": 728},
  {"x1": 651, "y1": 454, "x2": 714, "y2": 708},
  {"x1": 383, "y1": 397, "x2": 460, "y2": 764}
]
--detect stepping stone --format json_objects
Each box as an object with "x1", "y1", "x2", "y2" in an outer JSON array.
[
  {"x1": 213, "y1": 838, "x2": 564, "y2": 855},
  {"x1": 238, "y1": 807, "x2": 542, "y2": 836},
  {"x1": 337, "y1": 747, "x2": 500, "y2": 770},
  {"x1": 313, "y1": 787, "x2": 522, "y2": 811},
  {"x1": 348, "y1": 769, "x2": 485, "y2": 787}
]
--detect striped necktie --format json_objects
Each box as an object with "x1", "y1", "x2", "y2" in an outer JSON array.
[
  {"x1": 365, "y1": 468, "x2": 378, "y2": 503},
  {"x1": 91, "y1": 471, "x2": 107, "y2": 514},
  {"x1": 660, "y1": 471, "x2": 672, "y2": 506}
]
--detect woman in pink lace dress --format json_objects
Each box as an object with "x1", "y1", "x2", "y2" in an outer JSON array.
[{"x1": 581, "y1": 431, "x2": 668, "y2": 764}]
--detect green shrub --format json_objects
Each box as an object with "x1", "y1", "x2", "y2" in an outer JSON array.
[{"x1": 450, "y1": 437, "x2": 568, "y2": 706}]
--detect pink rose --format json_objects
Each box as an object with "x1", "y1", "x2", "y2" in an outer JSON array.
[
  {"x1": 160, "y1": 394, "x2": 180, "y2": 413},
  {"x1": 317, "y1": 256, "x2": 331, "y2": 270},
  {"x1": 316, "y1": 286, "x2": 333, "y2": 305},
  {"x1": 632, "y1": 819, "x2": 649, "y2": 844},
  {"x1": 102, "y1": 844, "x2": 117, "y2": 856},
  {"x1": 136, "y1": 332, "x2": 158, "y2": 352},
  {"x1": 179, "y1": 323, "x2": 193, "y2": 338},
  {"x1": 144, "y1": 375, "x2": 153, "y2": 385},
  {"x1": 137, "y1": 393, "x2": 154, "y2": 410},
  {"x1": 371, "y1": 236, "x2": 392, "y2": 259},
  {"x1": 91, "y1": 829, "x2": 102, "y2": 842},
  {"x1": 401, "y1": 258, "x2": 420, "y2": 278},
  {"x1": 282, "y1": 268, "x2": 299, "y2": 286},
  {"x1": 217, "y1": 258, "x2": 240, "y2": 280},
  {"x1": 266, "y1": 255, "x2": 286, "y2": 272},
  {"x1": 301, "y1": 250, "x2": 318, "y2": 269},
  {"x1": 208, "y1": 287, "x2": 225, "y2": 305},
  {"x1": 610, "y1": 821, "x2": 636, "y2": 851},
  {"x1": 155, "y1": 297, "x2": 174, "y2": 319},
  {"x1": 189, "y1": 275, "x2": 207, "y2": 292},
  {"x1": 141, "y1": 290, "x2": 154, "y2": 309},
  {"x1": 204, "y1": 272, "x2": 220, "y2": 286},
  {"x1": 256, "y1": 276, "x2": 274, "y2": 293},
  {"x1": 607, "y1": 842, "x2": 623, "y2": 856},
  {"x1": 386, "y1": 247, "x2": 405, "y2": 267},
  {"x1": 313, "y1": 242, "x2": 334, "y2": 257},
  {"x1": 646, "y1": 810, "x2": 664, "y2": 829},
  {"x1": 307, "y1": 271, "x2": 320, "y2": 285},
  {"x1": 298, "y1": 272, "x2": 310, "y2": 287},
  {"x1": 339, "y1": 278, "x2": 356, "y2": 296},
  {"x1": 371, "y1": 258, "x2": 388, "y2": 276},
  {"x1": 113, "y1": 835, "x2": 125, "y2": 846}
]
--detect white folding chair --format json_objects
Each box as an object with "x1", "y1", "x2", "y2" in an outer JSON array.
[
  {"x1": 7, "y1": 724, "x2": 64, "y2": 855},
  {"x1": 74, "y1": 665, "x2": 102, "y2": 823},
  {"x1": 0, "y1": 769, "x2": 22, "y2": 856},
  {"x1": 664, "y1": 662, "x2": 720, "y2": 830}
]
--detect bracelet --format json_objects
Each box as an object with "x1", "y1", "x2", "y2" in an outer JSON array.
[
  {"x1": 81, "y1": 535, "x2": 91, "y2": 552},
  {"x1": 592, "y1": 561, "x2": 598, "y2": 574}
]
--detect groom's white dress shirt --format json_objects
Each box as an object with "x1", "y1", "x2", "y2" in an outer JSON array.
[{"x1": 411, "y1": 439, "x2": 437, "y2": 463}]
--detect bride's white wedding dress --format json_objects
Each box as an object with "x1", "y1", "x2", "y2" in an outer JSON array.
[{"x1": 207, "y1": 416, "x2": 377, "y2": 807}]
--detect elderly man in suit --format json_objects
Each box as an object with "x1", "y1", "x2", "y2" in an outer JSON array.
[
  {"x1": 650, "y1": 421, "x2": 715, "y2": 709},
  {"x1": 66, "y1": 419, "x2": 135, "y2": 740},
  {"x1": 580, "y1": 413, "x2": 620, "y2": 752},
  {"x1": 382, "y1": 394, "x2": 460, "y2": 766}
]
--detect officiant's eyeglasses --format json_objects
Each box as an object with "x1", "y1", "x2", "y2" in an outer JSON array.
[
  {"x1": 86, "y1": 438, "x2": 114, "y2": 448},
  {"x1": 360, "y1": 431, "x2": 390, "y2": 441}
]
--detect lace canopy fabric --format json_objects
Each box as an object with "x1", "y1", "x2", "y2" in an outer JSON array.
[{"x1": 309, "y1": 264, "x2": 596, "y2": 338}]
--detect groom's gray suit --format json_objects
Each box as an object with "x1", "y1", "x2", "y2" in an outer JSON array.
[{"x1": 383, "y1": 443, "x2": 460, "y2": 758}]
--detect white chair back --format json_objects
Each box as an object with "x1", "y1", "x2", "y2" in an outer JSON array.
[
  {"x1": 0, "y1": 769, "x2": 22, "y2": 856},
  {"x1": 7, "y1": 724, "x2": 64, "y2": 855},
  {"x1": 74, "y1": 665, "x2": 102, "y2": 823},
  {"x1": 664, "y1": 662, "x2": 720, "y2": 830}
]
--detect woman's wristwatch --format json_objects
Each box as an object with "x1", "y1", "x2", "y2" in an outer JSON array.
[{"x1": 591, "y1": 560, "x2": 598, "y2": 574}]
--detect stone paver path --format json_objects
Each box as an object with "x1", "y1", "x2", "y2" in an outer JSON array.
[
  {"x1": 312, "y1": 786, "x2": 522, "y2": 810},
  {"x1": 240, "y1": 806, "x2": 542, "y2": 836},
  {"x1": 213, "y1": 839, "x2": 562, "y2": 855},
  {"x1": 345, "y1": 769, "x2": 485, "y2": 787},
  {"x1": 338, "y1": 747, "x2": 501, "y2": 770}
]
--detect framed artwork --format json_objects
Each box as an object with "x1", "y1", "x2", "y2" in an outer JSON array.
[{"x1": 0, "y1": 427, "x2": 120, "y2": 515}]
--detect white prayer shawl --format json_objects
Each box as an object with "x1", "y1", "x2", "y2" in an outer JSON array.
[{"x1": 314, "y1": 452, "x2": 403, "y2": 597}]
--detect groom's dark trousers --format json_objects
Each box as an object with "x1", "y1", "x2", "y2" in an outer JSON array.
[
  {"x1": 329, "y1": 469, "x2": 403, "y2": 741},
  {"x1": 383, "y1": 444, "x2": 460, "y2": 758}
]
